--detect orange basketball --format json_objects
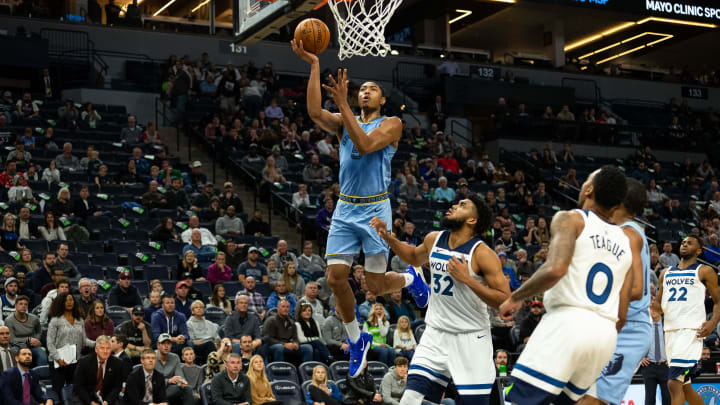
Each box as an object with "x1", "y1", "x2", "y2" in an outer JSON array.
[{"x1": 294, "y1": 18, "x2": 330, "y2": 54}]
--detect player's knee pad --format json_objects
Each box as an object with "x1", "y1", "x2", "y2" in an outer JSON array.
[
  {"x1": 400, "y1": 389, "x2": 425, "y2": 405},
  {"x1": 364, "y1": 253, "x2": 387, "y2": 274}
]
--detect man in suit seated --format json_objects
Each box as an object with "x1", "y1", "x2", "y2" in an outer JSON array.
[
  {"x1": 110, "y1": 334, "x2": 132, "y2": 380},
  {"x1": 0, "y1": 347, "x2": 53, "y2": 405},
  {"x1": 71, "y1": 335, "x2": 124, "y2": 405},
  {"x1": 125, "y1": 349, "x2": 168, "y2": 405}
]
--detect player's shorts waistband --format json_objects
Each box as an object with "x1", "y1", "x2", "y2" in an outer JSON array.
[{"x1": 338, "y1": 192, "x2": 389, "y2": 205}]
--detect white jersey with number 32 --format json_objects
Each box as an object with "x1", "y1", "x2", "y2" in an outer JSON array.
[{"x1": 543, "y1": 209, "x2": 632, "y2": 322}]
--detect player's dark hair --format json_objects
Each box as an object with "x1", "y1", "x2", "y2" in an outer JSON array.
[
  {"x1": 592, "y1": 165, "x2": 627, "y2": 210},
  {"x1": 469, "y1": 193, "x2": 491, "y2": 237},
  {"x1": 686, "y1": 234, "x2": 703, "y2": 250},
  {"x1": 623, "y1": 178, "x2": 647, "y2": 217},
  {"x1": 362, "y1": 81, "x2": 385, "y2": 97}
]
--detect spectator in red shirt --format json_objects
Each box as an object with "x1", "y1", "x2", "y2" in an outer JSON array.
[
  {"x1": 438, "y1": 151, "x2": 460, "y2": 174},
  {"x1": 0, "y1": 160, "x2": 18, "y2": 188}
]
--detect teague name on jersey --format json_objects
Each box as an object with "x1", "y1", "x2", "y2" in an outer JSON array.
[{"x1": 588, "y1": 234, "x2": 627, "y2": 261}]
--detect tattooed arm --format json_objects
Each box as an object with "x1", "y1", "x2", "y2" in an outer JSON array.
[{"x1": 499, "y1": 210, "x2": 584, "y2": 318}]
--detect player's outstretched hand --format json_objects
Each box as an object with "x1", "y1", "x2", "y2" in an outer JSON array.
[
  {"x1": 447, "y1": 256, "x2": 471, "y2": 284},
  {"x1": 290, "y1": 39, "x2": 319, "y2": 65},
  {"x1": 697, "y1": 320, "x2": 714, "y2": 338},
  {"x1": 499, "y1": 297, "x2": 521, "y2": 320},
  {"x1": 369, "y1": 216, "x2": 389, "y2": 238},
  {"x1": 322, "y1": 69, "x2": 349, "y2": 106}
]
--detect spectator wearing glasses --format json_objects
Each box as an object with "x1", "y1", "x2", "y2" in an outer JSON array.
[
  {"x1": 124, "y1": 349, "x2": 167, "y2": 405},
  {"x1": 76, "y1": 277, "x2": 96, "y2": 316}
]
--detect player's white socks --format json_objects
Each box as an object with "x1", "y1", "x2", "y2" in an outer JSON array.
[
  {"x1": 403, "y1": 273, "x2": 414, "y2": 287},
  {"x1": 344, "y1": 319, "x2": 361, "y2": 343}
]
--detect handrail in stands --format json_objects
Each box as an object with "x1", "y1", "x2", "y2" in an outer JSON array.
[{"x1": 450, "y1": 119, "x2": 472, "y2": 146}]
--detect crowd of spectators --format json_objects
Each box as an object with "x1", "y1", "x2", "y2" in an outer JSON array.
[{"x1": 2, "y1": 24, "x2": 720, "y2": 402}]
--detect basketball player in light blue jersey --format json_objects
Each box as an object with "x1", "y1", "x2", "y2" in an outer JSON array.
[
  {"x1": 580, "y1": 179, "x2": 651, "y2": 405},
  {"x1": 292, "y1": 40, "x2": 430, "y2": 378},
  {"x1": 370, "y1": 194, "x2": 510, "y2": 405}
]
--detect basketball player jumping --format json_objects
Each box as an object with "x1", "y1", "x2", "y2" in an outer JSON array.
[
  {"x1": 580, "y1": 178, "x2": 651, "y2": 405},
  {"x1": 499, "y1": 166, "x2": 635, "y2": 405},
  {"x1": 653, "y1": 235, "x2": 720, "y2": 405},
  {"x1": 370, "y1": 195, "x2": 510, "y2": 405},
  {"x1": 291, "y1": 40, "x2": 430, "y2": 378}
]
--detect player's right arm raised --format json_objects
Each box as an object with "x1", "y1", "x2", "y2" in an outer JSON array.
[
  {"x1": 290, "y1": 40, "x2": 343, "y2": 136},
  {"x1": 369, "y1": 216, "x2": 434, "y2": 267}
]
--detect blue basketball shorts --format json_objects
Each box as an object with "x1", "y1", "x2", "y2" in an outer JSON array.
[
  {"x1": 325, "y1": 197, "x2": 392, "y2": 260},
  {"x1": 591, "y1": 320, "x2": 652, "y2": 404}
]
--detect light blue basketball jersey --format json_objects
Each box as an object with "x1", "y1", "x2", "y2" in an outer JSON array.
[
  {"x1": 339, "y1": 116, "x2": 395, "y2": 197},
  {"x1": 621, "y1": 221, "x2": 651, "y2": 324}
]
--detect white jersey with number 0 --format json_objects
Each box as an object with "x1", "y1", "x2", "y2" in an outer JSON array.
[
  {"x1": 543, "y1": 209, "x2": 632, "y2": 322},
  {"x1": 661, "y1": 263, "x2": 706, "y2": 331}
]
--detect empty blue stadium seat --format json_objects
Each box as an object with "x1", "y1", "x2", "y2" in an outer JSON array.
[
  {"x1": 270, "y1": 380, "x2": 303, "y2": 405},
  {"x1": 266, "y1": 361, "x2": 299, "y2": 384}
]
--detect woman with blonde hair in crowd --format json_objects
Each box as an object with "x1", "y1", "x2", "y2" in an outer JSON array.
[
  {"x1": 16, "y1": 248, "x2": 39, "y2": 273},
  {"x1": 0, "y1": 213, "x2": 23, "y2": 252},
  {"x1": 307, "y1": 365, "x2": 342, "y2": 405},
  {"x1": 246, "y1": 354, "x2": 282, "y2": 405},
  {"x1": 363, "y1": 303, "x2": 396, "y2": 366},
  {"x1": 143, "y1": 279, "x2": 164, "y2": 306},
  {"x1": 393, "y1": 315, "x2": 417, "y2": 360}
]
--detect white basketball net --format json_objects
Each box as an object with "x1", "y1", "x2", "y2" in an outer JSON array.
[{"x1": 327, "y1": 0, "x2": 403, "y2": 60}]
